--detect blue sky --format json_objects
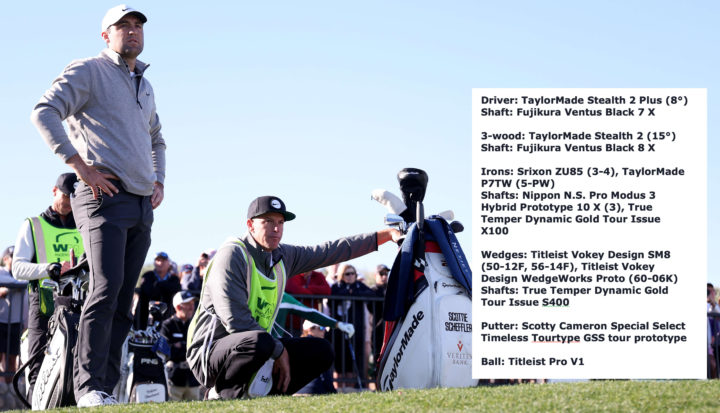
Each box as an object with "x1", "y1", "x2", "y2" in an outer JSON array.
[{"x1": 0, "y1": 1, "x2": 716, "y2": 284}]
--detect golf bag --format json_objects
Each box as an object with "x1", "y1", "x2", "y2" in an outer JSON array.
[
  {"x1": 114, "y1": 302, "x2": 170, "y2": 403},
  {"x1": 375, "y1": 168, "x2": 476, "y2": 391},
  {"x1": 30, "y1": 296, "x2": 81, "y2": 409},
  {"x1": 13, "y1": 256, "x2": 88, "y2": 410}
]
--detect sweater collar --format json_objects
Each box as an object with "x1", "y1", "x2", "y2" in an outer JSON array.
[
  {"x1": 241, "y1": 232, "x2": 283, "y2": 270},
  {"x1": 41, "y1": 206, "x2": 76, "y2": 229},
  {"x1": 100, "y1": 48, "x2": 149, "y2": 75}
]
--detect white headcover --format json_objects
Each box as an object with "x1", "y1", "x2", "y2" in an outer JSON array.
[{"x1": 371, "y1": 189, "x2": 407, "y2": 215}]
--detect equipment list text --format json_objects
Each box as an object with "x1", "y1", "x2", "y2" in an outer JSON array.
[{"x1": 471, "y1": 88, "x2": 706, "y2": 379}]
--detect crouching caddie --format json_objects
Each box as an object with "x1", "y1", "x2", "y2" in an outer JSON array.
[{"x1": 186, "y1": 196, "x2": 399, "y2": 399}]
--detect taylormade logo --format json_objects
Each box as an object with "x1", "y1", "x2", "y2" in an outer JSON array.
[{"x1": 383, "y1": 310, "x2": 424, "y2": 390}]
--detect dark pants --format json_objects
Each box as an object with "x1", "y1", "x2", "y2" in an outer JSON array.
[
  {"x1": 71, "y1": 181, "x2": 153, "y2": 398},
  {"x1": 208, "y1": 331, "x2": 333, "y2": 399},
  {"x1": 25, "y1": 291, "x2": 50, "y2": 401}
]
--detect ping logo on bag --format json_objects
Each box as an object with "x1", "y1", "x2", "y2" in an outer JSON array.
[{"x1": 140, "y1": 358, "x2": 159, "y2": 366}]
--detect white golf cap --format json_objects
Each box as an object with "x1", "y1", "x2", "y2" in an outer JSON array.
[
  {"x1": 303, "y1": 320, "x2": 326, "y2": 331},
  {"x1": 101, "y1": 4, "x2": 147, "y2": 32},
  {"x1": 173, "y1": 291, "x2": 195, "y2": 308}
]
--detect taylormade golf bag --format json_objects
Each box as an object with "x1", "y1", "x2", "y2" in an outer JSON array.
[
  {"x1": 13, "y1": 256, "x2": 88, "y2": 410},
  {"x1": 114, "y1": 302, "x2": 170, "y2": 404},
  {"x1": 374, "y1": 168, "x2": 476, "y2": 391}
]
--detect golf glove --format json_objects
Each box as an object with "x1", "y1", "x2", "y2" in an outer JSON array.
[
  {"x1": 46, "y1": 262, "x2": 62, "y2": 281},
  {"x1": 337, "y1": 322, "x2": 355, "y2": 338}
]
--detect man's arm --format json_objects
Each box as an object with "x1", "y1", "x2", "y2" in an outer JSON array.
[
  {"x1": 377, "y1": 228, "x2": 402, "y2": 245},
  {"x1": 31, "y1": 60, "x2": 119, "y2": 199},
  {"x1": 11, "y1": 220, "x2": 48, "y2": 281},
  {"x1": 148, "y1": 92, "x2": 165, "y2": 209},
  {"x1": 284, "y1": 229, "x2": 401, "y2": 277},
  {"x1": 30, "y1": 61, "x2": 89, "y2": 165}
]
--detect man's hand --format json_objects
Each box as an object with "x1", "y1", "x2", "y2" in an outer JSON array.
[
  {"x1": 59, "y1": 261, "x2": 73, "y2": 275},
  {"x1": 0, "y1": 287, "x2": 8, "y2": 298},
  {"x1": 151, "y1": 181, "x2": 164, "y2": 209},
  {"x1": 272, "y1": 348, "x2": 291, "y2": 393},
  {"x1": 377, "y1": 228, "x2": 403, "y2": 246},
  {"x1": 66, "y1": 154, "x2": 118, "y2": 199}
]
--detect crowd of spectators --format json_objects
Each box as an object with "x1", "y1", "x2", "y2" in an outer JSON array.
[{"x1": 329, "y1": 263, "x2": 375, "y2": 390}]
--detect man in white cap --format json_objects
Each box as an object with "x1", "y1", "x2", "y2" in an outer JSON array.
[
  {"x1": 30, "y1": 4, "x2": 166, "y2": 407},
  {"x1": 187, "y1": 195, "x2": 400, "y2": 400},
  {"x1": 160, "y1": 291, "x2": 201, "y2": 401}
]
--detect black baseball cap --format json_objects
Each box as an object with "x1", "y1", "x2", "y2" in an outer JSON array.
[
  {"x1": 247, "y1": 196, "x2": 296, "y2": 221},
  {"x1": 56, "y1": 173, "x2": 78, "y2": 196},
  {"x1": 155, "y1": 251, "x2": 169, "y2": 260}
]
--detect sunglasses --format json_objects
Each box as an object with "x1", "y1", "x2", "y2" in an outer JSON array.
[{"x1": 343, "y1": 272, "x2": 356, "y2": 276}]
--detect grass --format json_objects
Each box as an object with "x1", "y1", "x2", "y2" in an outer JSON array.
[{"x1": 13, "y1": 381, "x2": 720, "y2": 413}]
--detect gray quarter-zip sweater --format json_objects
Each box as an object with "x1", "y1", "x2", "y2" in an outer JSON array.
[{"x1": 31, "y1": 48, "x2": 165, "y2": 196}]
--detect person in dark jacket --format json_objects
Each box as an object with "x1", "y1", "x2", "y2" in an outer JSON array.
[
  {"x1": 160, "y1": 291, "x2": 201, "y2": 400},
  {"x1": 368, "y1": 264, "x2": 389, "y2": 379},
  {"x1": 330, "y1": 263, "x2": 375, "y2": 389},
  {"x1": 180, "y1": 250, "x2": 215, "y2": 294},
  {"x1": 134, "y1": 252, "x2": 180, "y2": 329},
  {"x1": 295, "y1": 320, "x2": 337, "y2": 395}
]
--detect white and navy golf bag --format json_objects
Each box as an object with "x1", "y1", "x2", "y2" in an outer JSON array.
[
  {"x1": 375, "y1": 168, "x2": 477, "y2": 391},
  {"x1": 114, "y1": 302, "x2": 170, "y2": 403},
  {"x1": 30, "y1": 296, "x2": 82, "y2": 410}
]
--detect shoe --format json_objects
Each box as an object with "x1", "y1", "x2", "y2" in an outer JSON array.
[
  {"x1": 205, "y1": 387, "x2": 220, "y2": 400},
  {"x1": 77, "y1": 391, "x2": 106, "y2": 407},
  {"x1": 77, "y1": 390, "x2": 117, "y2": 407},
  {"x1": 247, "y1": 358, "x2": 274, "y2": 398}
]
